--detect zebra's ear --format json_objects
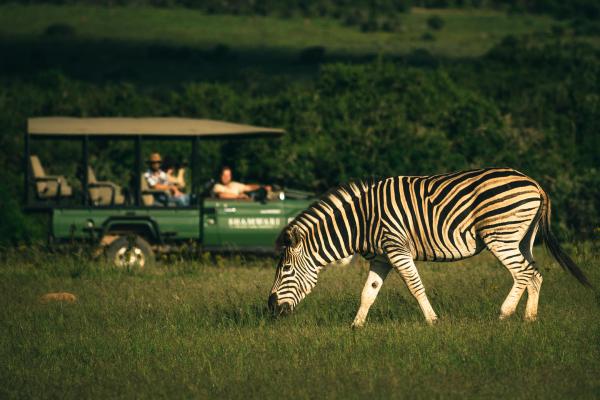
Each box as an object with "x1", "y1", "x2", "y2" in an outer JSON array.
[
  {"x1": 288, "y1": 226, "x2": 303, "y2": 248},
  {"x1": 275, "y1": 226, "x2": 302, "y2": 251}
]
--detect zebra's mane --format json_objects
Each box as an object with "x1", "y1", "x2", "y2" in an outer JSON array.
[{"x1": 275, "y1": 178, "x2": 376, "y2": 250}]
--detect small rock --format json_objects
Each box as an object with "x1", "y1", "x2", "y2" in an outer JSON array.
[{"x1": 40, "y1": 292, "x2": 77, "y2": 303}]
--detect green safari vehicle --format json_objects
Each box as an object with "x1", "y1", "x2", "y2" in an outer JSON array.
[{"x1": 24, "y1": 117, "x2": 314, "y2": 267}]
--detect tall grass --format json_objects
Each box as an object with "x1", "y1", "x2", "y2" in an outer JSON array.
[{"x1": 0, "y1": 244, "x2": 598, "y2": 398}]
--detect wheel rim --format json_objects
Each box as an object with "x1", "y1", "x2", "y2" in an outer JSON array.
[{"x1": 114, "y1": 245, "x2": 146, "y2": 268}]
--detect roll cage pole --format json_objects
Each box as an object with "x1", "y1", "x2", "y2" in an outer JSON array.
[
  {"x1": 24, "y1": 117, "x2": 284, "y2": 208},
  {"x1": 82, "y1": 135, "x2": 89, "y2": 206},
  {"x1": 24, "y1": 125, "x2": 29, "y2": 205},
  {"x1": 135, "y1": 135, "x2": 142, "y2": 207},
  {"x1": 192, "y1": 136, "x2": 199, "y2": 196}
]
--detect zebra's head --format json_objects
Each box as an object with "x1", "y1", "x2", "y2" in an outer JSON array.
[{"x1": 268, "y1": 225, "x2": 318, "y2": 316}]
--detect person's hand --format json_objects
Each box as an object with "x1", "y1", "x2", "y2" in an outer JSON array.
[{"x1": 169, "y1": 186, "x2": 181, "y2": 196}]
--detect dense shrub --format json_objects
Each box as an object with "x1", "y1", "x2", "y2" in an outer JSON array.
[
  {"x1": 4, "y1": 0, "x2": 600, "y2": 23},
  {"x1": 571, "y1": 18, "x2": 600, "y2": 36},
  {"x1": 412, "y1": 0, "x2": 600, "y2": 20},
  {"x1": 380, "y1": 16, "x2": 403, "y2": 32},
  {"x1": 427, "y1": 15, "x2": 445, "y2": 30},
  {"x1": 341, "y1": 8, "x2": 404, "y2": 32},
  {"x1": 505, "y1": 0, "x2": 600, "y2": 20},
  {"x1": 43, "y1": 23, "x2": 76, "y2": 37},
  {"x1": 0, "y1": 38, "x2": 598, "y2": 242},
  {"x1": 421, "y1": 32, "x2": 436, "y2": 41},
  {"x1": 2, "y1": 0, "x2": 413, "y2": 19},
  {"x1": 0, "y1": 182, "x2": 44, "y2": 246},
  {"x1": 298, "y1": 46, "x2": 326, "y2": 64}
]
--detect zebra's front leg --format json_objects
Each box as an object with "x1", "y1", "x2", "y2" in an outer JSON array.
[
  {"x1": 351, "y1": 258, "x2": 392, "y2": 329},
  {"x1": 386, "y1": 248, "x2": 438, "y2": 325}
]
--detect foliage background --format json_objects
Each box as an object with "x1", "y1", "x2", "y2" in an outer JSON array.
[{"x1": 0, "y1": 3, "x2": 598, "y2": 245}]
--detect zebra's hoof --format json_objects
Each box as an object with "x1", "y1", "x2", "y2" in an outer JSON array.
[
  {"x1": 524, "y1": 314, "x2": 537, "y2": 322},
  {"x1": 426, "y1": 317, "x2": 439, "y2": 326},
  {"x1": 351, "y1": 321, "x2": 365, "y2": 330}
]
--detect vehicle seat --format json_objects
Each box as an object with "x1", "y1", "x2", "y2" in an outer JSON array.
[
  {"x1": 30, "y1": 155, "x2": 73, "y2": 199},
  {"x1": 87, "y1": 167, "x2": 125, "y2": 206}
]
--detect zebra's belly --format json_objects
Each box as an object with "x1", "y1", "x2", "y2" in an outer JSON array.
[{"x1": 414, "y1": 231, "x2": 486, "y2": 262}]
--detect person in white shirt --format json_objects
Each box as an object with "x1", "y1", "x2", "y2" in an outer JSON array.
[
  {"x1": 213, "y1": 166, "x2": 269, "y2": 200},
  {"x1": 144, "y1": 152, "x2": 189, "y2": 206}
]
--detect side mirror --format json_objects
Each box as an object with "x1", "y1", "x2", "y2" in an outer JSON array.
[{"x1": 245, "y1": 187, "x2": 268, "y2": 203}]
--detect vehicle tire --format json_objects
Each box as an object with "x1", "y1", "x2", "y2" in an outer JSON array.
[{"x1": 106, "y1": 235, "x2": 155, "y2": 269}]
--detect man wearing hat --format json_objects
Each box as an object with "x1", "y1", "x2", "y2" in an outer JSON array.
[{"x1": 144, "y1": 152, "x2": 190, "y2": 206}]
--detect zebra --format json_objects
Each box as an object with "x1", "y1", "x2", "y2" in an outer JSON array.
[{"x1": 268, "y1": 167, "x2": 591, "y2": 327}]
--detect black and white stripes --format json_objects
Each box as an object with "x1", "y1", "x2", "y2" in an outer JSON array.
[{"x1": 268, "y1": 167, "x2": 590, "y2": 325}]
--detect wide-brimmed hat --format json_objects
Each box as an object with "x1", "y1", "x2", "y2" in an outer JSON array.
[{"x1": 148, "y1": 153, "x2": 162, "y2": 163}]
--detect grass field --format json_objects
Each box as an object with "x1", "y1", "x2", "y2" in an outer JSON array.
[
  {"x1": 0, "y1": 5, "x2": 556, "y2": 57},
  {"x1": 0, "y1": 5, "x2": 560, "y2": 84},
  {"x1": 1, "y1": 5, "x2": 599, "y2": 398},
  {"x1": 1, "y1": 244, "x2": 598, "y2": 399}
]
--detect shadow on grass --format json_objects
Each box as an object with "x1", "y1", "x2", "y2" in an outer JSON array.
[
  {"x1": 204, "y1": 294, "x2": 430, "y2": 329},
  {"x1": 0, "y1": 35, "x2": 448, "y2": 87}
]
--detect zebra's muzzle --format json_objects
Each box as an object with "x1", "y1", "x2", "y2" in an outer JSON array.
[
  {"x1": 268, "y1": 293, "x2": 292, "y2": 316},
  {"x1": 268, "y1": 293, "x2": 278, "y2": 311}
]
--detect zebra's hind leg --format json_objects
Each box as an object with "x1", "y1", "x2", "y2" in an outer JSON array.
[
  {"x1": 525, "y1": 270, "x2": 543, "y2": 321},
  {"x1": 485, "y1": 242, "x2": 537, "y2": 320},
  {"x1": 351, "y1": 257, "x2": 392, "y2": 329},
  {"x1": 385, "y1": 246, "x2": 438, "y2": 325},
  {"x1": 523, "y1": 224, "x2": 543, "y2": 321}
]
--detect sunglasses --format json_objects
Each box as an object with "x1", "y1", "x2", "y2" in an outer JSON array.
[{"x1": 150, "y1": 161, "x2": 161, "y2": 164}]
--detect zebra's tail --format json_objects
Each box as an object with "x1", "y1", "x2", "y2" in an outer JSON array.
[{"x1": 538, "y1": 188, "x2": 592, "y2": 288}]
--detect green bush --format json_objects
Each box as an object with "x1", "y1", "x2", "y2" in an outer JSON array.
[
  {"x1": 4, "y1": 0, "x2": 413, "y2": 19},
  {"x1": 381, "y1": 16, "x2": 403, "y2": 32},
  {"x1": 43, "y1": 23, "x2": 76, "y2": 37},
  {"x1": 0, "y1": 37, "x2": 598, "y2": 242},
  {"x1": 572, "y1": 18, "x2": 600, "y2": 36},
  {"x1": 427, "y1": 15, "x2": 445, "y2": 30},
  {"x1": 421, "y1": 32, "x2": 436, "y2": 41},
  {"x1": 298, "y1": 46, "x2": 326, "y2": 64},
  {"x1": 0, "y1": 182, "x2": 44, "y2": 245},
  {"x1": 413, "y1": 0, "x2": 600, "y2": 20}
]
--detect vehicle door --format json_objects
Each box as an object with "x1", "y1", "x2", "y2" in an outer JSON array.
[{"x1": 203, "y1": 198, "x2": 285, "y2": 251}]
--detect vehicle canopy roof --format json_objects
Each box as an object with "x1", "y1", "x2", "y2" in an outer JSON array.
[{"x1": 27, "y1": 117, "x2": 285, "y2": 138}]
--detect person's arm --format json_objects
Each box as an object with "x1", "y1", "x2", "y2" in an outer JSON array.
[
  {"x1": 217, "y1": 191, "x2": 248, "y2": 199},
  {"x1": 166, "y1": 169, "x2": 186, "y2": 189},
  {"x1": 243, "y1": 183, "x2": 272, "y2": 192},
  {"x1": 146, "y1": 174, "x2": 166, "y2": 191},
  {"x1": 214, "y1": 183, "x2": 248, "y2": 199},
  {"x1": 148, "y1": 177, "x2": 180, "y2": 195},
  {"x1": 152, "y1": 183, "x2": 171, "y2": 191}
]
